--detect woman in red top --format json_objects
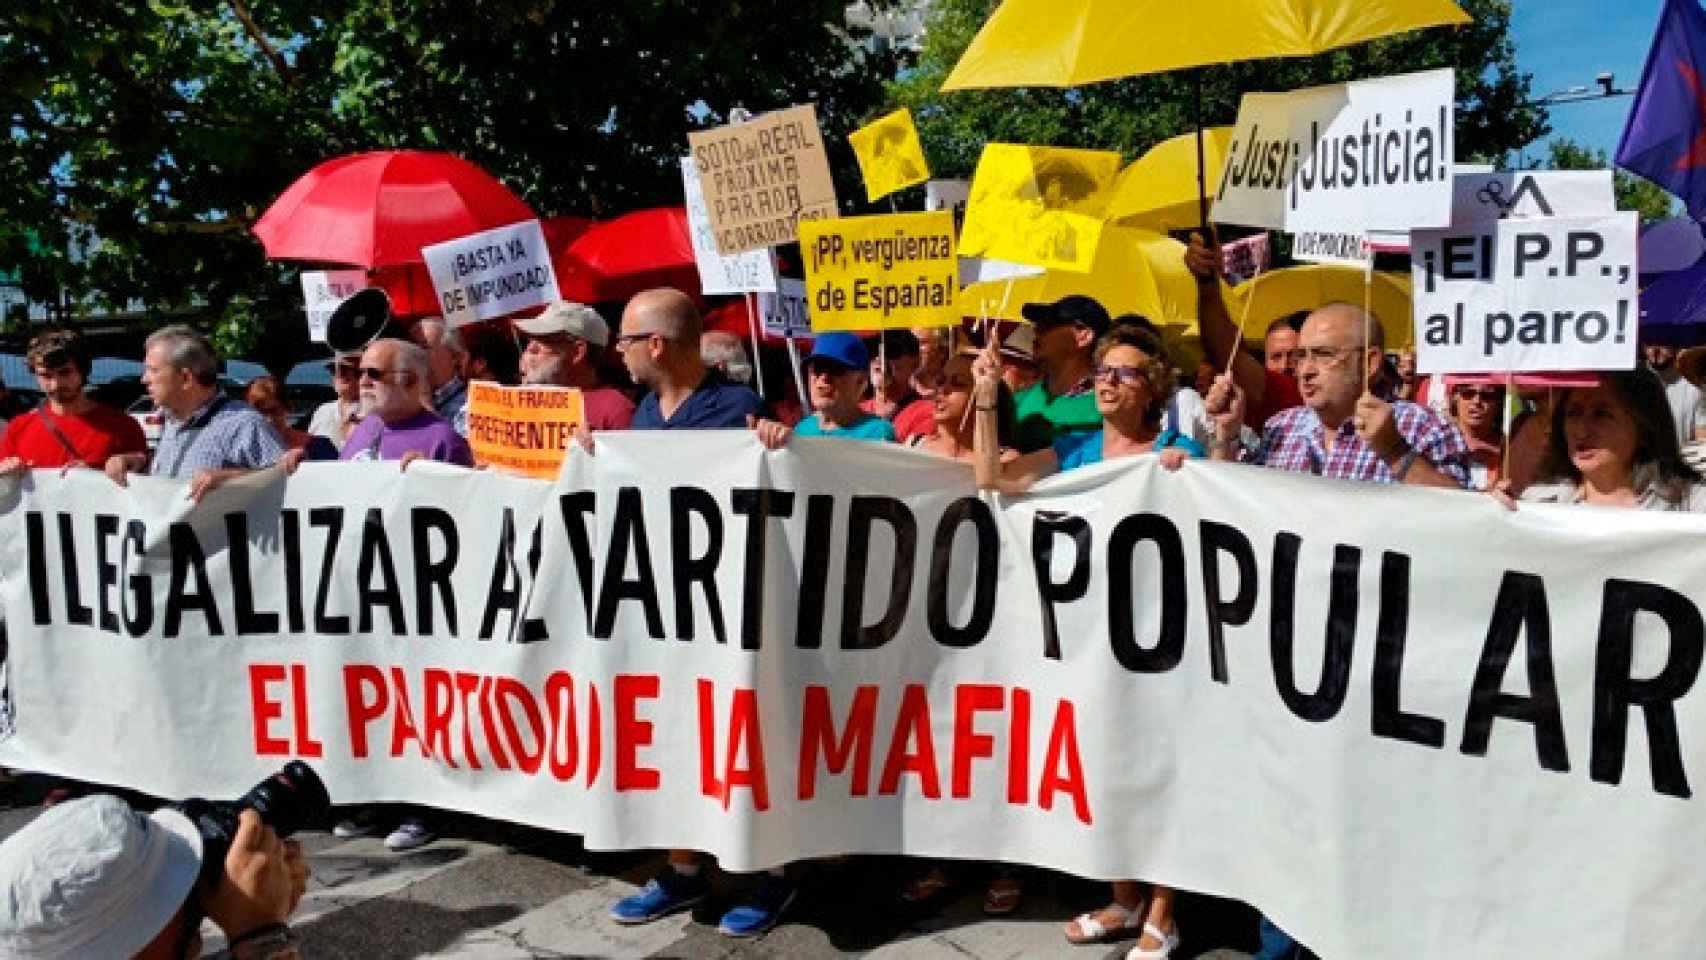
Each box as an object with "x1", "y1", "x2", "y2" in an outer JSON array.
[{"x1": 0, "y1": 330, "x2": 146, "y2": 474}]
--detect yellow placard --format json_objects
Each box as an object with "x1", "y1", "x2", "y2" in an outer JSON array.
[
  {"x1": 959, "y1": 143, "x2": 1122, "y2": 273},
  {"x1": 800, "y1": 210, "x2": 959, "y2": 331},
  {"x1": 849, "y1": 108, "x2": 931, "y2": 202},
  {"x1": 465, "y1": 382, "x2": 586, "y2": 480}
]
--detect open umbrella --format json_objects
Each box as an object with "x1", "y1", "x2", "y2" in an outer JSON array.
[
  {"x1": 941, "y1": 0, "x2": 1471, "y2": 227},
  {"x1": 253, "y1": 150, "x2": 537, "y2": 268},
  {"x1": 959, "y1": 228, "x2": 1214, "y2": 329},
  {"x1": 1225, "y1": 264, "x2": 1414, "y2": 349},
  {"x1": 1106, "y1": 127, "x2": 1234, "y2": 233},
  {"x1": 555, "y1": 207, "x2": 701, "y2": 304}
]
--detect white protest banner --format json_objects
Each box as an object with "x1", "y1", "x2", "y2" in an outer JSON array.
[
  {"x1": 759, "y1": 278, "x2": 812, "y2": 339},
  {"x1": 681, "y1": 157, "x2": 778, "y2": 295},
  {"x1": 300, "y1": 270, "x2": 368, "y2": 343},
  {"x1": 5, "y1": 440, "x2": 1706, "y2": 960},
  {"x1": 1212, "y1": 68, "x2": 1454, "y2": 232},
  {"x1": 1451, "y1": 170, "x2": 1616, "y2": 224},
  {"x1": 1412, "y1": 212, "x2": 1640, "y2": 373},
  {"x1": 421, "y1": 219, "x2": 560, "y2": 327},
  {"x1": 1290, "y1": 229, "x2": 1372, "y2": 268}
]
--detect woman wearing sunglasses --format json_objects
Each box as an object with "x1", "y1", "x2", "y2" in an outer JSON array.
[{"x1": 1446, "y1": 379, "x2": 1505, "y2": 491}]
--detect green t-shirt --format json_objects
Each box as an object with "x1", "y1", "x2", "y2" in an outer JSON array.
[{"x1": 1013, "y1": 380, "x2": 1100, "y2": 452}]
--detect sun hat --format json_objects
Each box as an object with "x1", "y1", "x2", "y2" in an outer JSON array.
[
  {"x1": 515, "y1": 301, "x2": 610, "y2": 346},
  {"x1": 0, "y1": 795, "x2": 204, "y2": 958}
]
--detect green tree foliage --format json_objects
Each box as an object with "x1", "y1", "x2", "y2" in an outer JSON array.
[
  {"x1": 890, "y1": 0, "x2": 1549, "y2": 179},
  {"x1": 1543, "y1": 138, "x2": 1677, "y2": 223},
  {"x1": 1, "y1": 0, "x2": 895, "y2": 357}
]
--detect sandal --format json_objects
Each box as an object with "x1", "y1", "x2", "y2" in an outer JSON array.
[
  {"x1": 900, "y1": 866, "x2": 952, "y2": 903},
  {"x1": 1063, "y1": 899, "x2": 1145, "y2": 944},
  {"x1": 982, "y1": 875, "x2": 1022, "y2": 916},
  {"x1": 1125, "y1": 921, "x2": 1181, "y2": 960}
]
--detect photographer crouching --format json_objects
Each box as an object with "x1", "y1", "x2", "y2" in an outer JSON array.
[{"x1": 0, "y1": 761, "x2": 326, "y2": 958}]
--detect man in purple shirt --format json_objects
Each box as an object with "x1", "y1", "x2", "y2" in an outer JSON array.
[{"x1": 341, "y1": 339, "x2": 473, "y2": 468}]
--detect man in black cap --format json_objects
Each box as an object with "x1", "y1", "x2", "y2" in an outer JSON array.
[{"x1": 1011, "y1": 294, "x2": 1108, "y2": 452}]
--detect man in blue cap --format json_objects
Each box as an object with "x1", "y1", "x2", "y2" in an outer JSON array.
[{"x1": 752, "y1": 332, "x2": 896, "y2": 446}]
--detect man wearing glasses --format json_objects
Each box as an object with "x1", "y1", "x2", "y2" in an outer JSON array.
[
  {"x1": 338, "y1": 339, "x2": 472, "y2": 468},
  {"x1": 0, "y1": 329, "x2": 146, "y2": 475},
  {"x1": 515, "y1": 301, "x2": 634, "y2": 430},
  {"x1": 617, "y1": 288, "x2": 765, "y2": 430},
  {"x1": 307, "y1": 354, "x2": 364, "y2": 452}
]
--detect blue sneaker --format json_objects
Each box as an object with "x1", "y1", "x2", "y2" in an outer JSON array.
[
  {"x1": 717, "y1": 874, "x2": 797, "y2": 938},
  {"x1": 610, "y1": 869, "x2": 708, "y2": 924}
]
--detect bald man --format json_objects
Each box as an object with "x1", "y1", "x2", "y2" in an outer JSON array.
[{"x1": 617, "y1": 288, "x2": 765, "y2": 429}]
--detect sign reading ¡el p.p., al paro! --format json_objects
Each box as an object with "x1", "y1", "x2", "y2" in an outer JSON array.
[
  {"x1": 1410, "y1": 212, "x2": 1639, "y2": 374},
  {"x1": 1212, "y1": 68, "x2": 1455, "y2": 233},
  {"x1": 688, "y1": 104, "x2": 839, "y2": 256},
  {"x1": 421, "y1": 219, "x2": 561, "y2": 328},
  {"x1": 800, "y1": 210, "x2": 958, "y2": 331}
]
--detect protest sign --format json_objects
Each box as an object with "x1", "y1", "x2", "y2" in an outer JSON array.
[
  {"x1": 688, "y1": 104, "x2": 838, "y2": 255},
  {"x1": 1212, "y1": 68, "x2": 1455, "y2": 232},
  {"x1": 681, "y1": 158, "x2": 778, "y2": 295},
  {"x1": 800, "y1": 210, "x2": 958, "y2": 330},
  {"x1": 957, "y1": 257, "x2": 1046, "y2": 287},
  {"x1": 1451, "y1": 170, "x2": 1616, "y2": 224},
  {"x1": 464, "y1": 381, "x2": 585, "y2": 479},
  {"x1": 422, "y1": 220, "x2": 560, "y2": 328},
  {"x1": 4, "y1": 438, "x2": 1706, "y2": 960},
  {"x1": 960, "y1": 143, "x2": 1121, "y2": 273},
  {"x1": 1290, "y1": 229, "x2": 1372, "y2": 268},
  {"x1": 925, "y1": 179, "x2": 970, "y2": 214},
  {"x1": 300, "y1": 270, "x2": 368, "y2": 343},
  {"x1": 759, "y1": 278, "x2": 812, "y2": 339},
  {"x1": 1412, "y1": 212, "x2": 1639, "y2": 373},
  {"x1": 849, "y1": 108, "x2": 931, "y2": 202}
]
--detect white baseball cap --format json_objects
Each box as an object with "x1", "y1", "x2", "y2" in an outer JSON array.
[
  {"x1": 515, "y1": 301, "x2": 610, "y2": 346},
  {"x1": 0, "y1": 795, "x2": 204, "y2": 957}
]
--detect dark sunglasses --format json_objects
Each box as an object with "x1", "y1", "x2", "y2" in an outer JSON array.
[
  {"x1": 1095, "y1": 363, "x2": 1147, "y2": 386},
  {"x1": 358, "y1": 366, "x2": 402, "y2": 382}
]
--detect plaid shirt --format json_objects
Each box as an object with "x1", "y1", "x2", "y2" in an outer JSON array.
[
  {"x1": 150, "y1": 395, "x2": 287, "y2": 480},
  {"x1": 1244, "y1": 402, "x2": 1471, "y2": 487}
]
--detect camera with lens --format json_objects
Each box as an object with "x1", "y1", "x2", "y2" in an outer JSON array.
[{"x1": 170, "y1": 760, "x2": 331, "y2": 886}]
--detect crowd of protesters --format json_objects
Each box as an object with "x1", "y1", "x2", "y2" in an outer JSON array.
[{"x1": 2, "y1": 236, "x2": 1705, "y2": 959}]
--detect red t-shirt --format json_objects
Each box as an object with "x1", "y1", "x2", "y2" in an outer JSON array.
[
  {"x1": 582, "y1": 385, "x2": 637, "y2": 431},
  {"x1": 860, "y1": 395, "x2": 936, "y2": 443},
  {"x1": 1251, "y1": 369, "x2": 1303, "y2": 429},
  {"x1": 0, "y1": 404, "x2": 148, "y2": 468}
]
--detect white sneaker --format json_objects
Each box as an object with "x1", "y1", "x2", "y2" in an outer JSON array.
[
  {"x1": 332, "y1": 814, "x2": 379, "y2": 839},
  {"x1": 384, "y1": 817, "x2": 437, "y2": 851}
]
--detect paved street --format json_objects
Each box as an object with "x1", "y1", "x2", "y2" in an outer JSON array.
[{"x1": 0, "y1": 778, "x2": 1263, "y2": 959}]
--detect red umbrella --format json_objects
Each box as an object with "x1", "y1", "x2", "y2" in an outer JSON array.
[
  {"x1": 253, "y1": 150, "x2": 536, "y2": 268},
  {"x1": 555, "y1": 207, "x2": 702, "y2": 304}
]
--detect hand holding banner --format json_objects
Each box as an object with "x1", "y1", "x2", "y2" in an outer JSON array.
[
  {"x1": 800, "y1": 211, "x2": 958, "y2": 330},
  {"x1": 849, "y1": 108, "x2": 931, "y2": 202}
]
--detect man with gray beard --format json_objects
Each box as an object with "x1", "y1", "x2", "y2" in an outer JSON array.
[{"x1": 515, "y1": 301, "x2": 635, "y2": 430}]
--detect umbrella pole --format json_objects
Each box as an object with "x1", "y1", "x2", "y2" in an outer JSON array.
[
  {"x1": 745, "y1": 292, "x2": 768, "y2": 399},
  {"x1": 1195, "y1": 70, "x2": 1211, "y2": 233},
  {"x1": 785, "y1": 335, "x2": 810, "y2": 411}
]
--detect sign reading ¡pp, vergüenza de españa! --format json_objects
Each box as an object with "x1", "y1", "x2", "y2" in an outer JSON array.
[
  {"x1": 688, "y1": 104, "x2": 839, "y2": 256},
  {"x1": 800, "y1": 210, "x2": 959, "y2": 331},
  {"x1": 465, "y1": 382, "x2": 585, "y2": 480}
]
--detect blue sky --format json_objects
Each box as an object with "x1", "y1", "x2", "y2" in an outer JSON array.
[{"x1": 1509, "y1": 0, "x2": 1664, "y2": 160}]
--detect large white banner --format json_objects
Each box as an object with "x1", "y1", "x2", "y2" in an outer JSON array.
[
  {"x1": 422, "y1": 219, "x2": 561, "y2": 327},
  {"x1": 2, "y1": 438, "x2": 1704, "y2": 960},
  {"x1": 1212, "y1": 69, "x2": 1455, "y2": 232},
  {"x1": 1412, "y1": 212, "x2": 1640, "y2": 373}
]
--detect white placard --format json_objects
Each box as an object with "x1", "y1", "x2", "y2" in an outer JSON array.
[
  {"x1": 1451, "y1": 170, "x2": 1616, "y2": 224},
  {"x1": 1212, "y1": 68, "x2": 1455, "y2": 232},
  {"x1": 421, "y1": 219, "x2": 560, "y2": 328},
  {"x1": 925, "y1": 179, "x2": 971, "y2": 214},
  {"x1": 299, "y1": 270, "x2": 368, "y2": 343},
  {"x1": 1412, "y1": 212, "x2": 1640, "y2": 373},
  {"x1": 759, "y1": 278, "x2": 812, "y2": 339},
  {"x1": 681, "y1": 158, "x2": 778, "y2": 295},
  {"x1": 957, "y1": 257, "x2": 1047, "y2": 286},
  {"x1": 1291, "y1": 230, "x2": 1372, "y2": 268}
]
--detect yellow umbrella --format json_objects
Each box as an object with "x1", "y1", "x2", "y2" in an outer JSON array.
[
  {"x1": 941, "y1": 0, "x2": 1471, "y2": 90},
  {"x1": 1107, "y1": 127, "x2": 1234, "y2": 233},
  {"x1": 959, "y1": 228, "x2": 1205, "y2": 327},
  {"x1": 1226, "y1": 265, "x2": 1414, "y2": 350}
]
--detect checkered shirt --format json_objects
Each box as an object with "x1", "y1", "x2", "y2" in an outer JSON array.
[
  {"x1": 150, "y1": 395, "x2": 287, "y2": 480},
  {"x1": 1244, "y1": 401, "x2": 1471, "y2": 487}
]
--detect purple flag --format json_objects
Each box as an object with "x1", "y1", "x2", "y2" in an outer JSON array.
[{"x1": 1617, "y1": 0, "x2": 1706, "y2": 215}]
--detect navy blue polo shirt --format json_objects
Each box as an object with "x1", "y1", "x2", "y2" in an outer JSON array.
[{"x1": 631, "y1": 370, "x2": 767, "y2": 429}]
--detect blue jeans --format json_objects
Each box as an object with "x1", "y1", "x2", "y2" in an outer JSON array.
[{"x1": 1252, "y1": 917, "x2": 1318, "y2": 960}]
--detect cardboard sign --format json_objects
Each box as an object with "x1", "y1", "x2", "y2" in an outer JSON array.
[
  {"x1": 1411, "y1": 212, "x2": 1639, "y2": 373},
  {"x1": 681, "y1": 158, "x2": 777, "y2": 295},
  {"x1": 960, "y1": 144, "x2": 1120, "y2": 273},
  {"x1": 688, "y1": 104, "x2": 839, "y2": 255},
  {"x1": 1291, "y1": 230, "x2": 1372, "y2": 268},
  {"x1": 422, "y1": 220, "x2": 560, "y2": 328},
  {"x1": 1212, "y1": 69, "x2": 1455, "y2": 232},
  {"x1": 300, "y1": 270, "x2": 368, "y2": 343},
  {"x1": 464, "y1": 382, "x2": 585, "y2": 479},
  {"x1": 800, "y1": 210, "x2": 958, "y2": 330},
  {"x1": 759, "y1": 278, "x2": 813, "y2": 339},
  {"x1": 849, "y1": 108, "x2": 931, "y2": 202}
]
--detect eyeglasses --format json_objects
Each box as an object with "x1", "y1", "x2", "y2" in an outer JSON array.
[
  {"x1": 1095, "y1": 363, "x2": 1148, "y2": 386},
  {"x1": 613, "y1": 331, "x2": 659, "y2": 348},
  {"x1": 358, "y1": 366, "x2": 401, "y2": 382},
  {"x1": 1285, "y1": 346, "x2": 1362, "y2": 368}
]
